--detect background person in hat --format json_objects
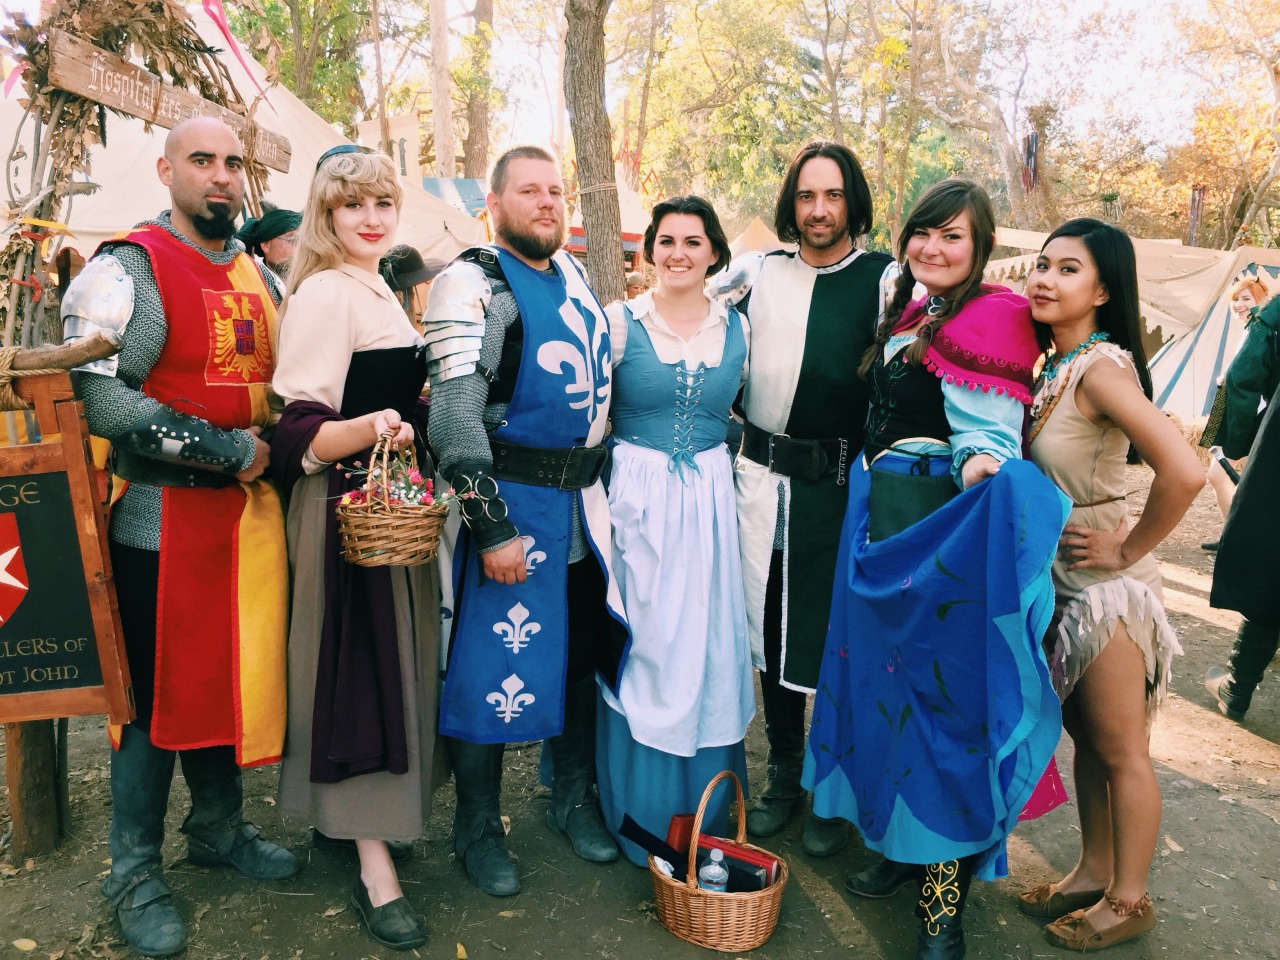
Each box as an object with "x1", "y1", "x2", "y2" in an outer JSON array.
[
  {"x1": 238, "y1": 206, "x2": 303, "y2": 280},
  {"x1": 381, "y1": 243, "x2": 447, "y2": 330}
]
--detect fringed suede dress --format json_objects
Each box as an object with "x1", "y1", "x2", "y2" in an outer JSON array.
[{"x1": 1029, "y1": 341, "x2": 1182, "y2": 723}]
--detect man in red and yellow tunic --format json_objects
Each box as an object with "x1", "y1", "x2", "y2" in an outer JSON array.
[{"x1": 67, "y1": 117, "x2": 294, "y2": 958}]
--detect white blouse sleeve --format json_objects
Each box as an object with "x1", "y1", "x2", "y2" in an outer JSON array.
[
  {"x1": 273, "y1": 272, "x2": 356, "y2": 410},
  {"x1": 605, "y1": 300, "x2": 629, "y2": 365}
]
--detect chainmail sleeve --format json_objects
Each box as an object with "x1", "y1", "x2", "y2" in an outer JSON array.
[
  {"x1": 78, "y1": 243, "x2": 170, "y2": 439},
  {"x1": 428, "y1": 287, "x2": 588, "y2": 560},
  {"x1": 427, "y1": 289, "x2": 518, "y2": 476},
  {"x1": 77, "y1": 234, "x2": 258, "y2": 550}
]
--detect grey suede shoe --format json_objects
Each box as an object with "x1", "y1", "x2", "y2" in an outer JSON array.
[
  {"x1": 745, "y1": 794, "x2": 803, "y2": 838},
  {"x1": 105, "y1": 874, "x2": 187, "y2": 958},
  {"x1": 801, "y1": 813, "x2": 852, "y2": 857},
  {"x1": 187, "y1": 822, "x2": 299, "y2": 880}
]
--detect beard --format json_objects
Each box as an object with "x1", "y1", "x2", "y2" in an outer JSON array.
[
  {"x1": 800, "y1": 219, "x2": 850, "y2": 251},
  {"x1": 265, "y1": 258, "x2": 290, "y2": 278},
  {"x1": 192, "y1": 201, "x2": 239, "y2": 242},
  {"x1": 497, "y1": 218, "x2": 565, "y2": 262}
]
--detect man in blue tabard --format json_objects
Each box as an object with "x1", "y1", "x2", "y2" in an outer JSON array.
[{"x1": 423, "y1": 145, "x2": 629, "y2": 897}]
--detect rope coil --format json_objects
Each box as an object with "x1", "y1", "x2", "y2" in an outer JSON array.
[{"x1": 0, "y1": 345, "x2": 62, "y2": 411}]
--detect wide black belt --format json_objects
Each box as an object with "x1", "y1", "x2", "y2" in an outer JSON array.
[
  {"x1": 740, "y1": 419, "x2": 850, "y2": 484},
  {"x1": 490, "y1": 438, "x2": 608, "y2": 490},
  {"x1": 114, "y1": 450, "x2": 236, "y2": 489}
]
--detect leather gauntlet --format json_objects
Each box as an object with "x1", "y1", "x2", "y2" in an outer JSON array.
[
  {"x1": 117, "y1": 406, "x2": 253, "y2": 473},
  {"x1": 450, "y1": 458, "x2": 518, "y2": 551}
]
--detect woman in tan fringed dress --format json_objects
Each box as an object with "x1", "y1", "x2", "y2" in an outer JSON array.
[{"x1": 1017, "y1": 219, "x2": 1202, "y2": 952}]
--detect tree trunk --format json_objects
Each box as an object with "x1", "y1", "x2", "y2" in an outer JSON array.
[
  {"x1": 430, "y1": 0, "x2": 455, "y2": 176},
  {"x1": 287, "y1": 0, "x2": 310, "y2": 101},
  {"x1": 462, "y1": 0, "x2": 493, "y2": 179},
  {"x1": 564, "y1": 0, "x2": 624, "y2": 303},
  {"x1": 629, "y1": 0, "x2": 663, "y2": 190}
]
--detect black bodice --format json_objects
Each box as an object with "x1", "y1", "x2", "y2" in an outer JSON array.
[{"x1": 862, "y1": 345, "x2": 950, "y2": 459}]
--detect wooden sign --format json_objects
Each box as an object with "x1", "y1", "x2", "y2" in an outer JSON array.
[
  {"x1": 0, "y1": 368, "x2": 132, "y2": 724},
  {"x1": 46, "y1": 29, "x2": 292, "y2": 174}
]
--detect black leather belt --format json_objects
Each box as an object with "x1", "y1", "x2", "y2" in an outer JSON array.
[
  {"x1": 740, "y1": 419, "x2": 850, "y2": 485},
  {"x1": 114, "y1": 450, "x2": 235, "y2": 488},
  {"x1": 490, "y1": 438, "x2": 608, "y2": 490}
]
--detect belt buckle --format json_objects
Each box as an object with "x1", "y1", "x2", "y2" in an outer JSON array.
[
  {"x1": 767, "y1": 432, "x2": 789, "y2": 473},
  {"x1": 559, "y1": 447, "x2": 577, "y2": 490},
  {"x1": 561, "y1": 445, "x2": 603, "y2": 490}
]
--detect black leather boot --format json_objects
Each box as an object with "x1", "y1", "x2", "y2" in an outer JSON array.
[
  {"x1": 746, "y1": 672, "x2": 807, "y2": 838},
  {"x1": 545, "y1": 677, "x2": 618, "y2": 863},
  {"x1": 915, "y1": 858, "x2": 974, "y2": 960},
  {"x1": 104, "y1": 725, "x2": 187, "y2": 958},
  {"x1": 845, "y1": 857, "x2": 921, "y2": 898},
  {"x1": 1205, "y1": 617, "x2": 1280, "y2": 720},
  {"x1": 447, "y1": 737, "x2": 520, "y2": 896},
  {"x1": 179, "y1": 746, "x2": 298, "y2": 880}
]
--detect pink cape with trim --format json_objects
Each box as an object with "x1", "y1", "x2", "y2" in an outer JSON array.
[{"x1": 896, "y1": 285, "x2": 1038, "y2": 404}]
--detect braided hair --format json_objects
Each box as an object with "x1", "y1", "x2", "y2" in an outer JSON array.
[{"x1": 857, "y1": 179, "x2": 996, "y2": 378}]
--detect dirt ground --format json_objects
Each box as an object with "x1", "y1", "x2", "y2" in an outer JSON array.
[{"x1": 2, "y1": 465, "x2": 1278, "y2": 960}]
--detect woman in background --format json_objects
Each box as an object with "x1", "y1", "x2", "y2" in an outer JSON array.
[{"x1": 1199, "y1": 276, "x2": 1272, "y2": 549}]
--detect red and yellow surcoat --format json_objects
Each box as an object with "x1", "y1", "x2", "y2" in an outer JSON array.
[{"x1": 108, "y1": 224, "x2": 288, "y2": 767}]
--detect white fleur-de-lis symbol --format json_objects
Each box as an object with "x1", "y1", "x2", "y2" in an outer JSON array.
[
  {"x1": 519, "y1": 535, "x2": 547, "y2": 574},
  {"x1": 486, "y1": 674, "x2": 536, "y2": 723},
  {"x1": 493, "y1": 601, "x2": 541, "y2": 653},
  {"x1": 537, "y1": 339, "x2": 594, "y2": 411}
]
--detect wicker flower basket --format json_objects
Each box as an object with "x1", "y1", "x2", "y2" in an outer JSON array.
[
  {"x1": 649, "y1": 770, "x2": 788, "y2": 952},
  {"x1": 335, "y1": 433, "x2": 449, "y2": 567}
]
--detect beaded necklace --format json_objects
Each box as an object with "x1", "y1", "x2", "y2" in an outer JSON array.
[
  {"x1": 1028, "y1": 332, "x2": 1111, "y2": 444},
  {"x1": 1042, "y1": 330, "x2": 1110, "y2": 380}
]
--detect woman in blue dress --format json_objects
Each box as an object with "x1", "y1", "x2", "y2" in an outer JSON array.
[
  {"x1": 596, "y1": 196, "x2": 756, "y2": 866},
  {"x1": 803, "y1": 180, "x2": 1069, "y2": 960}
]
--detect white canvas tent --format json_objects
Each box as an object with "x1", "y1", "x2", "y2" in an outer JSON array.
[
  {"x1": 1, "y1": 8, "x2": 485, "y2": 260},
  {"x1": 985, "y1": 228, "x2": 1280, "y2": 421},
  {"x1": 729, "y1": 216, "x2": 788, "y2": 257}
]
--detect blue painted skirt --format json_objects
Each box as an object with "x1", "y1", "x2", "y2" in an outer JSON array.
[{"x1": 803, "y1": 455, "x2": 1069, "y2": 880}]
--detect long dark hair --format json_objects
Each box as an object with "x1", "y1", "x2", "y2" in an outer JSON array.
[
  {"x1": 642, "y1": 195, "x2": 732, "y2": 275},
  {"x1": 857, "y1": 179, "x2": 996, "y2": 377},
  {"x1": 1037, "y1": 218, "x2": 1152, "y2": 399},
  {"x1": 773, "y1": 141, "x2": 873, "y2": 244}
]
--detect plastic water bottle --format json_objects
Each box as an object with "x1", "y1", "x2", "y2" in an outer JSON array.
[{"x1": 698, "y1": 848, "x2": 729, "y2": 892}]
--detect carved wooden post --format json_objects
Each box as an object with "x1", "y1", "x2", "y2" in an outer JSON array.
[{"x1": 4, "y1": 721, "x2": 60, "y2": 857}]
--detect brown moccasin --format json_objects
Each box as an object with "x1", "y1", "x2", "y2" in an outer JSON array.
[
  {"x1": 1017, "y1": 883, "x2": 1106, "y2": 918},
  {"x1": 1044, "y1": 904, "x2": 1157, "y2": 951}
]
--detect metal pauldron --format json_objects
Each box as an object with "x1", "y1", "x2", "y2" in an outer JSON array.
[
  {"x1": 705, "y1": 251, "x2": 765, "y2": 306},
  {"x1": 61, "y1": 255, "x2": 135, "y2": 376},
  {"x1": 117, "y1": 406, "x2": 251, "y2": 472},
  {"x1": 422, "y1": 261, "x2": 490, "y2": 384}
]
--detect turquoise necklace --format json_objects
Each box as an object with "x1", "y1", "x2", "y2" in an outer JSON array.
[{"x1": 1043, "y1": 330, "x2": 1110, "y2": 380}]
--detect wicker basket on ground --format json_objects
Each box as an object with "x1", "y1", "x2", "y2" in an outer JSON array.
[{"x1": 649, "y1": 769, "x2": 789, "y2": 952}]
